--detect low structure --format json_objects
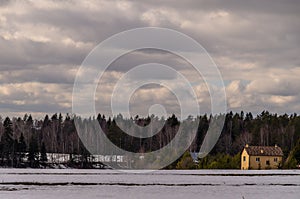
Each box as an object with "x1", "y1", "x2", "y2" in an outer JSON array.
[{"x1": 241, "y1": 144, "x2": 283, "y2": 170}]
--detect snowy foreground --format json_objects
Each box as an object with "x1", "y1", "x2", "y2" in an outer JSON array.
[{"x1": 0, "y1": 169, "x2": 299, "y2": 199}]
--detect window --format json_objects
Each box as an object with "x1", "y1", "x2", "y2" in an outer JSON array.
[
  {"x1": 274, "y1": 157, "x2": 278, "y2": 162},
  {"x1": 243, "y1": 156, "x2": 246, "y2": 161},
  {"x1": 266, "y1": 160, "x2": 270, "y2": 165},
  {"x1": 256, "y1": 157, "x2": 260, "y2": 162}
]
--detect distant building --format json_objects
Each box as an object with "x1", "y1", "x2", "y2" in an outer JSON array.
[
  {"x1": 241, "y1": 144, "x2": 283, "y2": 170},
  {"x1": 189, "y1": 152, "x2": 199, "y2": 163}
]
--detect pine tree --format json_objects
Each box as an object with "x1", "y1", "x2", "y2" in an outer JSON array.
[
  {"x1": 28, "y1": 135, "x2": 39, "y2": 168},
  {"x1": 40, "y1": 142, "x2": 48, "y2": 163},
  {"x1": 13, "y1": 139, "x2": 18, "y2": 167},
  {"x1": 0, "y1": 117, "x2": 14, "y2": 166},
  {"x1": 18, "y1": 133, "x2": 27, "y2": 152},
  {"x1": 17, "y1": 133, "x2": 27, "y2": 167}
]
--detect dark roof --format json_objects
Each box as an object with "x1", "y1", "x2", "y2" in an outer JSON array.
[{"x1": 244, "y1": 145, "x2": 283, "y2": 156}]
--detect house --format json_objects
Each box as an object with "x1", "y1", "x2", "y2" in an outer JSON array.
[{"x1": 241, "y1": 144, "x2": 283, "y2": 170}]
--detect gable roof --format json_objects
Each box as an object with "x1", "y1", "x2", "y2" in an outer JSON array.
[{"x1": 244, "y1": 145, "x2": 283, "y2": 156}]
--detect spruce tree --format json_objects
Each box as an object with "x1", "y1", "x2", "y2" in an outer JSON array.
[
  {"x1": 1, "y1": 117, "x2": 14, "y2": 166},
  {"x1": 28, "y1": 135, "x2": 39, "y2": 168},
  {"x1": 40, "y1": 142, "x2": 48, "y2": 163},
  {"x1": 18, "y1": 133, "x2": 27, "y2": 166}
]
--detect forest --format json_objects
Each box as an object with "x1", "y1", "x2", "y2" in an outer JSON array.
[{"x1": 0, "y1": 111, "x2": 300, "y2": 169}]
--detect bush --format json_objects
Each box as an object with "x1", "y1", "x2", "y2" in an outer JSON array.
[
  {"x1": 176, "y1": 151, "x2": 197, "y2": 169},
  {"x1": 197, "y1": 153, "x2": 241, "y2": 169}
]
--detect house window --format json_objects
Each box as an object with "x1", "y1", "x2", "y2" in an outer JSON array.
[
  {"x1": 274, "y1": 157, "x2": 278, "y2": 162},
  {"x1": 266, "y1": 160, "x2": 270, "y2": 165},
  {"x1": 243, "y1": 156, "x2": 246, "y2": 161},
  {"x1": 256, "y1": 157, "x2": 260, "y2": 162}
]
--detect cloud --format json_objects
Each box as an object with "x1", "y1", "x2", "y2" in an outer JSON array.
[
  {"x1": 0, "y1": 82, "x2": 72, "y2": 116},
  {"x1": 0, "y1": 64, "x2": 77, "y2": 84},
  {"x1": 0, "y1": 0, "x2": 299, "y2": 118}
]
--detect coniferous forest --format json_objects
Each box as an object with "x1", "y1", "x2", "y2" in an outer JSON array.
[{"x1": 0, "y1": 111, "x2": 300, "y2": 169}]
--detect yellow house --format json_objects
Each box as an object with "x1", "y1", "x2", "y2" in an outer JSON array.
[{"x1": 241, "y1": 144, "x2": 283, "y2": 170}]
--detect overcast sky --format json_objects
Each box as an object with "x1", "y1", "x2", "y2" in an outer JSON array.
[{"x1": 0, "y1": 0, "x2": 299, "y2": 119}]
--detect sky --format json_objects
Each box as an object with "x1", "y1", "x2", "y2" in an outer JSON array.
[{"x1": 0, "y1": 0, "x2": 299, "y2": 119}]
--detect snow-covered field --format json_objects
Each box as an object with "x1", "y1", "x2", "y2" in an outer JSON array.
[{"x1": 0, "y1": 169, "x2": 299, "y2": 199}]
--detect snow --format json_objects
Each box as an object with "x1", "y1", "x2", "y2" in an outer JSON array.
[{"x1": 0, "y1": 169, "x2": 299, "y2": 199}]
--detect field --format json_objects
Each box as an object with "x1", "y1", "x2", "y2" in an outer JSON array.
[{"x1": 0, "y1": 169, "x2": 299, "y2": 199}]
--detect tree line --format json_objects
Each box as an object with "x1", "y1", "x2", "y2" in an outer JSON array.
[{"x1": 0, "y1": 111, "x2": 300, "y2": 168}]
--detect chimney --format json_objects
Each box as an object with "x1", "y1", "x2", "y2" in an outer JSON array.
[
  {"x1": 245, "y1": 144, "x2": 249, "y2": 148},
  {"x1": 275, "y1": 144, "x2": 278, "y2": 148},
  {"x1": 260, "y1": 149, "x2": 264, "y2": 154}
]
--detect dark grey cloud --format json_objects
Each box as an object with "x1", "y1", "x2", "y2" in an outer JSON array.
[
  {"x1": 5, "y1": 1, "x2": 146, "y2": 43},
  {"x1": 0, "y1": 0, "x2": 10, "y2": 7},
  {"x1": 0, "y1": 37, "x2": 89, "y2": 67},
  {"x1": 0, "y1": 65, "x2": 77, "y2": 84},
  {"x1": 108, "y1": 49, "x2": 191, "y2": 73}
]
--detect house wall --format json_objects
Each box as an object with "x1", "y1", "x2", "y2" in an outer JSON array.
[
  {"x1": 241, "y1": 149, "x2": 250, "y2": 170},
  {"x1": 249, "y1": 155, "x2": 282, "y2": 169}
]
